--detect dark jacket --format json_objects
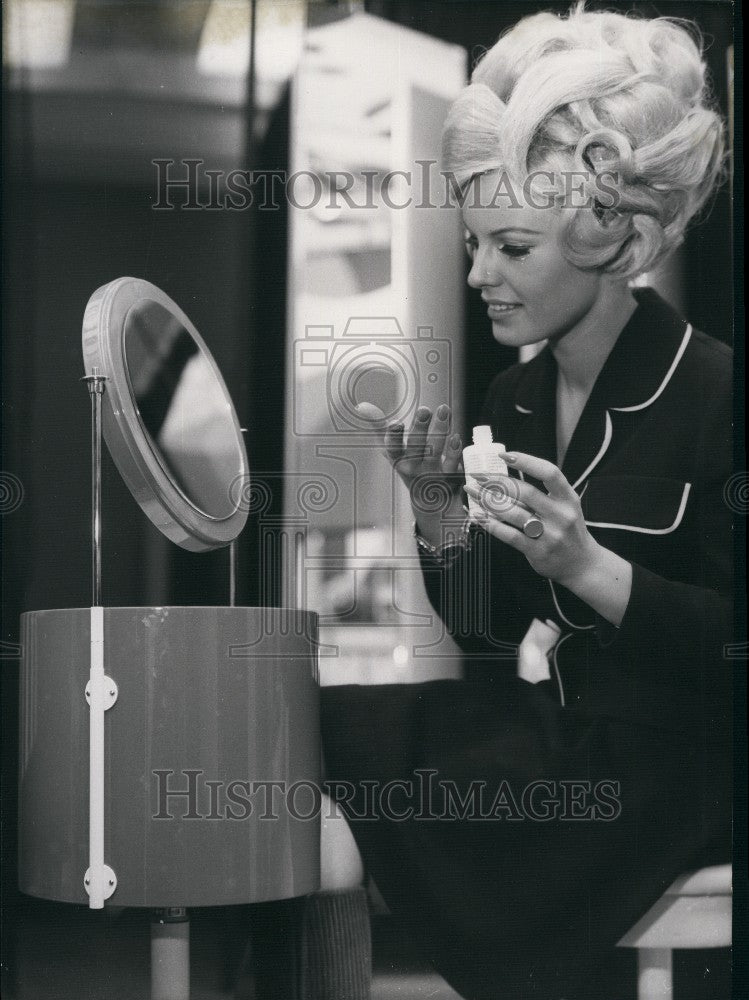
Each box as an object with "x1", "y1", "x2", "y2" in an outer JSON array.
[{"x1": 421, "y1": 287, "x2": 733, "y2": 732}]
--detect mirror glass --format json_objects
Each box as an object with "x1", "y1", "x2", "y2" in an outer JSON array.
[
  {"x1": 124, "y1": 300, "x2": 244, "y2": 520},
  {"x1": 82, "y1": 277, "x2": 249, "y2": 551}
]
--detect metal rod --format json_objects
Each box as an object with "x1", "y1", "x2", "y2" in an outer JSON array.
[
  {"x1": 295, "y1": 530, "x2": 304, "y2": 610},
  {"x1": 81, "y1": 368, "x2": 117, "y2": 910},
  {"x1": 229, "y1": 540, "x2": 237, "y2": 607},
  {"x1": 230, "y1": 426, "x2": 247, "y2": 608},
  {"x1": 82, "y1": 368, "x2": 107, "y2": 606},
  {"x1": 91, "y1": 387, "x2": 102, "y2": 605}
]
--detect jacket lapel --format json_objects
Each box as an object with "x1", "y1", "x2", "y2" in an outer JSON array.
[
  {"x1": 559, "y1": 396, "x2": 611, "y2": 491},
  {"x1": 511, "y1": 347, "x2": 556, "y2": 465},
  {"x1": 511, "y1": 289, "x2": 692, "y2": 491}
]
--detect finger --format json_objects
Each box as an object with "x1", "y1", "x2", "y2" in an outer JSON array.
[
  {"x1": 470, "y1": 502, "x2": 530, "y2": 553},
  {"x1": 383, "y1": 422, "x2": 405, "y2": 463},
  {"x1": 403, "y1": 406, "x2": 433, "y2": 462},
  {"x1": 499, "y1": 451, "x2": 576, "y2": 501},
  {"x1": 425, "y1": 403, "x2": 452, "y2": 468},
  {"x1": 471, "y1": 472, "x2": 556, "y2": 518},
  {"x1": 464, "y1": 485, "x2": 537, "y2": 533},
  {"x1": 442, "y1": 433, "x2": 463, "y2": 474}
]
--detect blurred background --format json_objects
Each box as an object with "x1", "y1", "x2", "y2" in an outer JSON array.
[{"x1": 1, "y1": 2, "x2": 735, "y2": 997}]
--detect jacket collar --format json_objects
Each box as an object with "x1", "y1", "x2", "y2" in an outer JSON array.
[{"x1": 512, "y1": 288, "x2": 693, "y2": 489}]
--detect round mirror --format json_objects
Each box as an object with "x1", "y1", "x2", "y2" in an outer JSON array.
[{"x1": 82, "y1": 278, "x2": 249, "y2": 551}]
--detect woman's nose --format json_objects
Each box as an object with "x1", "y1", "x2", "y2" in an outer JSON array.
[{"x1": 467, "y1": 247, "x2": 501, "y2": 290}]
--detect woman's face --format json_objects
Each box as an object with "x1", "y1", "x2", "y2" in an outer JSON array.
[{"x1": 462, "y1": 171, "x2": 604, "y2": 349}]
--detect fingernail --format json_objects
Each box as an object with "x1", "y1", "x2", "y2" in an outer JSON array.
[
  {"x1": 436, "y1": 404, "x2": 449, "y2": 420},
  {"x1": 450, "y1": 434, "x2": 461, "y2": 449},
  {"x1": 504, "y1": 453, "x2": 518, "y2": 463},
  {"x1": 416, "y1": 407, "x2": 431, "y2": 422}
]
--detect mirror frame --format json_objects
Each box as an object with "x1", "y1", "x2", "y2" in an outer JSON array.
[{"x1": 82, "y1": 277, "x2": 249, "y2": 552}]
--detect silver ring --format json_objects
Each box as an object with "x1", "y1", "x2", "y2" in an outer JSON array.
[{"x1": 522, "y1": 516, "x2": 544, "y2": 539}]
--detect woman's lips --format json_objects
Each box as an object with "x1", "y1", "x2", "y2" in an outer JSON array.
[{"x1": 486, "y1": 302, "x2": 522, "y2": 317}]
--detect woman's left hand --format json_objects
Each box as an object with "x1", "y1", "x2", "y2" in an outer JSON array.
[
  {"x1": 466, "y1": 449, "x2": 633, "y2": 625},
  {"x1": 464, "y1": 450, "x2": 601, "y2": 590}
]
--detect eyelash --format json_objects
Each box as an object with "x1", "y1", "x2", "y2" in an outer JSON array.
[{"x1": 464, "y1": 238, "x2": 531, "y2": 261}]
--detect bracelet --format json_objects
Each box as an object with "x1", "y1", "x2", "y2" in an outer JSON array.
[{"x1": 413, "y1": 510, "x2": 473, "y2": 562}]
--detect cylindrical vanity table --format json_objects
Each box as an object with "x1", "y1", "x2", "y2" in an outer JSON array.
[{"x1": 18, "y1": 278, "x2": 321, "y2": 998}]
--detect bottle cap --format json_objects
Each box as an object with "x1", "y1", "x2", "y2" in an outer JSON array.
[{"x1": 472, "y1": 425, "x2": 493, "y2": 447}]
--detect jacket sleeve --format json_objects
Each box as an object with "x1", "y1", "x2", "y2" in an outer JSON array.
[
  {"x1": 598, "y1": 561, "x2": 732, "y2": 663},
  {"x1": 417, "y1": 533, "x2": 533, "y2": 662}
]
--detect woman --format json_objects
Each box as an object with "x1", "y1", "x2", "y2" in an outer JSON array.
[{"x1": 320, "y1": 6, "x2": 733, "y2": 998}]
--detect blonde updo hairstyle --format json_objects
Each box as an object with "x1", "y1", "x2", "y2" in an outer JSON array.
[{"x1": 442, "y1": 4, "x2": 725, "y2": 277}]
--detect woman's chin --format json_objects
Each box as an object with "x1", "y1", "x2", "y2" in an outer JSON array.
[{"x1": 490, "y1": 320, "x2": 540, "y2": 348}]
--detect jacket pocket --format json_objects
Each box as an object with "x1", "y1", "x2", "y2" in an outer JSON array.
[{"x1": 581, "y1": 476, "x2": 691, "y2": 535}]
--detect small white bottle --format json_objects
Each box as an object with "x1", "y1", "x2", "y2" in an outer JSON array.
[{"x1": 462, "y1": 425, "x2": 508, "y2": 520}]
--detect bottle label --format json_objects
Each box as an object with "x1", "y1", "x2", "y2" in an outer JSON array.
[{"x1": 463, "y1": 449, "x2": 508, "y2": 518}]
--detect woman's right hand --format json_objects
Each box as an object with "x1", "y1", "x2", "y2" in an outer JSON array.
[{"x1": 355, "y1": 401, "x2": 466, "y2": 543}]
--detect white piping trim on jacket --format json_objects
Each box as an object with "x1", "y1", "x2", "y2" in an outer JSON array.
[
  {"x1": 548, "y1": 579, "x2": 596, "y2": 631},
  {"x1": 585, "y1": 482, "x2": 692, "y2": 535},
  {"x1": 551, "y1": 631, "x2": 575, "y2": 707},
  {"x1": 515, "y1": 321, "x2": 690, "y2": 494},
  {"x1": 611, "y1": 325, "x2": 692, "y2": 413},
  {"x1": 570, "y1": 411, "x2": 613, "y2": 491}
]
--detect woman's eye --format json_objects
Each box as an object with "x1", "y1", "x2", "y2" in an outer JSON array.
[
  {"x1": 499, "y1": 244, "x2": 531, "y2": 259},
  {"x1": 463, "y1": 238, "x2": 531, "y2": 261},
  {"x1": 464, "y1": 238, "x2": 530, "y2": 260}
]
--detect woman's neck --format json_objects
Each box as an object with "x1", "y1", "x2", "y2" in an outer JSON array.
[{"x1": 550, "y1": 282, "x2": 638, "y2": 395}]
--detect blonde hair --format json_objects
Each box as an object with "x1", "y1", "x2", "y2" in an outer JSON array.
[{"x1": 442, "y1": 4, "x2": 725, "y2": 276}]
